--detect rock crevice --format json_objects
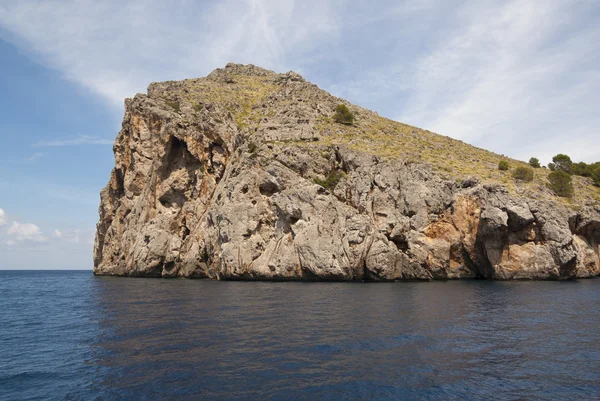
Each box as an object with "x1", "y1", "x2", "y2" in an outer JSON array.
[{"x1": 94, "y1": 64, "x2": 600, "y2": 280}]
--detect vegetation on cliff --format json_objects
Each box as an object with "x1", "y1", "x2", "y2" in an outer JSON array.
[
  {"x1": 548, "y1": 170, "x2": 574, "y2": 198},
  {"x1": 528, "y1": 158, "x2": 541, "y2": 168},
  {"x1": 547, "y1": 154, "x2": 600, "y2": 188},
  {"x1": 512, "y1": 166, "x2": 534, "y2": 182},
  {"x1": 145, "y1": 63, "x2": 599, "y2": 207},
  {"x1": 93, "y1": 63, "x2": 600, "y2": 280},
  {"x1": 333, "y1": 104, "x2": 355, "y2": 125}
]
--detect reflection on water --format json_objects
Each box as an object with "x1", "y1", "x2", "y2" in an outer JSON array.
[{"x1": 1, "y1": 271, "x2": 600, "y2": 400}]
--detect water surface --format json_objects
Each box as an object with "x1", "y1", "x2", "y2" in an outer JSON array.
[{"x1": 1, "y1": 271, "x2": 599, "y2": 400}]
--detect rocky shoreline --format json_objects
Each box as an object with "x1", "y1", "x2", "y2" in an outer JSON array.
[{"x1": 94, "y1": 64, "x2": 600, "y2": 280}]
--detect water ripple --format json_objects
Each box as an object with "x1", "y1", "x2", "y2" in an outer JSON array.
[{"x1": 1, "y1": 272, "x2": 599, "y2": 400}]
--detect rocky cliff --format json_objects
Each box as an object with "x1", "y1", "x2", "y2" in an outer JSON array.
[{"x1": 94, "y1": 63, "x2": 600, "y2": 280}]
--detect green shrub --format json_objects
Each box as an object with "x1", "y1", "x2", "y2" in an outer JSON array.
[
  {"x1": 498, "y1": 160, "x2": 510, "y2": 171},
  {"x1": 572, "y1": 162, "x2": 591, "y2": 177},
  {"x1": 166, "y1": 100, "x2": 181, "y2": 113},
  {"x1": 313, "y1": 170, "x2": 346, "y2": 190},
  {"x1": 512, "y1": 166, "x2": 534, "y2": 182},
  {"x1": 591, "y1": 165, "x2": 600, "y2": 187},
  {"x1": 552, "y1": 154, "x2": 573, "y2": 174},
  {"x1": 333, "y1": 104, "x2": 355, "y2": 125},
  {"x1": 528, "y1": 157, "x2": 541, "y2": 168},
  {"x1": 548, "y1": 170, "x2": 573, "y2": 198},
  {"x1": 569, "y1": 161, "x2": 600, "y2": 184},
  {"x1": 548, "y1": 162, "x2": 556, "y2": 171}
]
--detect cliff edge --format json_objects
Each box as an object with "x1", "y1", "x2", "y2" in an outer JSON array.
[{"x1": 94, "y1": 63, "x2": 600, "y2": 280}]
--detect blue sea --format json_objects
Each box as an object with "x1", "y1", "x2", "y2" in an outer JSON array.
[{"x1": 1, "y1": 271, "x2": 599, "y2": 400}]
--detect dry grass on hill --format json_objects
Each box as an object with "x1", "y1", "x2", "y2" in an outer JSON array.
[{"x1": 149, "y1": 67, "x2": 600, "y2": 209}]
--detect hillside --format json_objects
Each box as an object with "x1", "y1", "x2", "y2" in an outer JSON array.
[
  {"x1": 150, "y1": 63, "x2": 600, "y2": 207},
  {"x1": 94, "y1": 63, "x2": 600, "y2": 280}
]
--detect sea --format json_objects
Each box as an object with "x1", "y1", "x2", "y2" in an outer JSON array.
[{"x1": 1, "y1": 270, "x2": 599, "y2": 401}]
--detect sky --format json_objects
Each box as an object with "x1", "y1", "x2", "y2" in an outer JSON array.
[{"x1": 0, "y1": 0, "x2": 598, "y2": 269}]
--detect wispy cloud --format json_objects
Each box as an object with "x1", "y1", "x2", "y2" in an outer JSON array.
[
  {"x1": 0, "y1": 175, "x2": 99, "y2": 207},
  {"x1": 393, "y1": 0, "x2": 600, "y2": 163},
  {"x1": 0, "y1": 0, "x2": 598, "y2": 164},
  {"x1": 71, "y1": 229, "x2": 81, "y2": 244},
  {"x1": 32, "y1": 135, "x2": 113, "y2": 147},
  {"x1": 23, "y1": 152, "x2": 44, "y2": 162},
  {"x1": 53, "y1": 228, "x2": 82, "y2": 243},
  {"x1": 0, "y1": 208, "x2": 5, "y2": 226},
  {"x1": 0, "y1": 0, "x2": 341, "y2": 106}
]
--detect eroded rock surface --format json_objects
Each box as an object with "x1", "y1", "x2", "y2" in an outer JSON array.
[{"x1": 94, "y1": 64, "x2": 600, "y2": 280}]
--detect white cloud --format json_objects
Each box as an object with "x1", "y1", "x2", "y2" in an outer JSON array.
[
  {"x1": 0, "y1": 0, "x2": 598, "y2": 165},
  {"x1": 0, "y1": 0, "x2": 341, "y2": 106},
  {"x1": 53, "y1": 228, "x2": 94, "y2": 245},
  {"x1": 54, "y1": 228, "x2": 80, "y2": 243},
  {"x1": 6, "y1": 240, "x2": 17, "y2": 247},
  {"x1": 0, "y1": 208, "x2": 5, "y2": 226},
  {"x1": 8, "y1": 222, "x2": 47, "y2": 242},
  {"x1": 33, "y1": 135, "x2": 113, "y2": 147},
  {"x1": 394, "y1": 0, "x2": 600, "y2": 164}
]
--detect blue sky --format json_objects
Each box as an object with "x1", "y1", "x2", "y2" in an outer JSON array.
[{"x1": 0, "y1": 0, "x2": 599, "y2": 269}]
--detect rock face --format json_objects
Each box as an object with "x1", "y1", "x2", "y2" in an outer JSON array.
[{"x1": 94, "y1": 64, "x2": 600, "y2": 280}]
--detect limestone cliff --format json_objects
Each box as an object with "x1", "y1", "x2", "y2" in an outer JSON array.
[{"x1": 94, "y1": 63, "x2": 600, "y2": 280}]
